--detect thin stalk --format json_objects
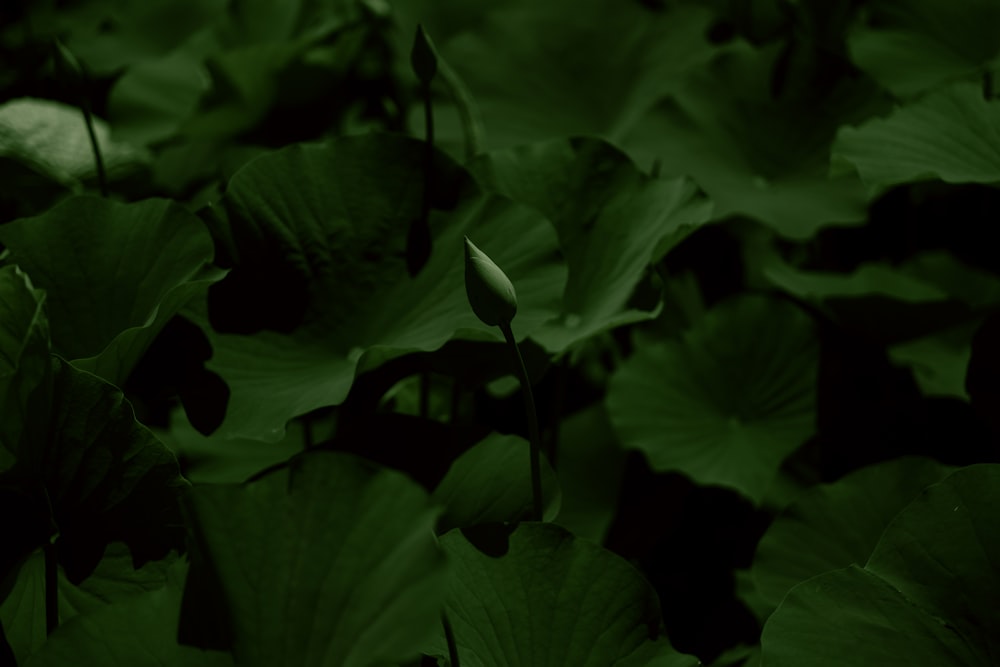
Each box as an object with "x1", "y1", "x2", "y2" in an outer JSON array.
[
  {"x1": 79, "y1": 94, "x2": 108, "y2": 197},
  {"x1": 498, "y1": 321, "x2": 543, "y2": 522},
  {"x1": 441, "y1": 611, "x2": 460, "y2": 667}
]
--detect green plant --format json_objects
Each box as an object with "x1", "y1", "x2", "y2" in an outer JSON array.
[{"x1": 1, "y1": 0, "x2": 999, "y2": 665}]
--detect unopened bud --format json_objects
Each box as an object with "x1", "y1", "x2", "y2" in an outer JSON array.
[{"x1": 464, "y1": 236, "x2": 517, "y2": 327}]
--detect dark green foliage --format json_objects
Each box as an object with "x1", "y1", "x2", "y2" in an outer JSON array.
[{"x1": 1, "y1": 0, "x2": 999, "y2": 665}]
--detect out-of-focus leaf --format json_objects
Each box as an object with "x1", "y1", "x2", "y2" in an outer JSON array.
[
  {"x1": 847, "y1": 0, "x2": 1000, "y2": 97},
  {"x1": 624, "y1": 41, "x2": 887, "y2": 238},
  {"x1": 606, "y1": 294, "x2": 819, "y2": 503},
  {"x1": 0, "y1": 98, "x2": 148, "y2": 187},
  {"x1": 554, "y1": 403, "x2": 628, "y2": 543},
  {"x1": 397, "y1": 0, "x2": 718, "y2": 155},
  {"x1": 63, "y1": 0, "x2": 228, "y2": 73},
  {"x1": 107, "y1": 51, "x2": 211, "y2": 146},
  {"x1": 762, "y1": 249, "x2": 1000, "y2": 343},
  {"x1": 183, "y1": 451, "x2": 448, "y2": 667}
]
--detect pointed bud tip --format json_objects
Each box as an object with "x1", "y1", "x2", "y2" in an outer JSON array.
[
  {"x1": 411, "y1": 24, "x2": 438, "y2": 86},
  {"x1": 463, "y1": 236, "x2": 517, "y2": 327}
]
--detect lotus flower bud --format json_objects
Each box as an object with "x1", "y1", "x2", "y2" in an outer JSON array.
[
  {"x1": 411, "y1": 24, "x2": 438, "y2": 86},
  {"x1": 464, "y1": 236, "x2": 517, "y2": 326}
]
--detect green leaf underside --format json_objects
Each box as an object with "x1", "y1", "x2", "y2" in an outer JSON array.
[
  {"x1": 183, "y1": 451, "x2": 448, "y2": 667},
  {"x1": 847, "y1": 0, "x2": 1000, "y2": 97},
  {"x1": 400, "y1": 0, "x2": 719, "y2": 154},
  {"x1": 606, "y1": 293, "x2": 819, "y2": 503},
  {"x1": 623, "y1": 41, "x2": 885, "y2": 237},
  {"x1": 761, "y1": 464, "x2": 1000, "y2": 666}
]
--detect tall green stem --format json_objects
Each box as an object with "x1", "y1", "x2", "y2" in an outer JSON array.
[{"x1": 498, "y1": 321, "x2": 543, "y2": 522}]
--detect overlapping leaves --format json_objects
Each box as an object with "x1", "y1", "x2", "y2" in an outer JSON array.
[
  {"x1": 192, "y1": 133, "x2": 566, "y2": 440},
  {"x1": 471, "y1": 137, "x2": 712, "y2": 352},
  {"x1": 0, "y1": 196, "x2": 217, "y2": 386},
  {"x1": 761, "y1": 464, "x2": 1000, "y2": 666}
]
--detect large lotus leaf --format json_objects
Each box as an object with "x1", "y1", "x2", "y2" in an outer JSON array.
[
  {"x1": 425, "y1": 522, "x2": 691, "y2": 666},
  {"x1": 606, "y1": 294, "x2": 819, "y2": 503},
  {"x1": 194, "y1": 133, "x2": 565, "y2": 441},
  {"x1": 24, "y1": 558, "x2": 232, "y2": 667},
  {"x1": 182, "y1": 451, "x2": 448, "y2": 667},
  {"x1": 847, "y1": 0, "x2": 1000, "y2": 97},
  {"x1": 752, "y1": 457, "x2": 954, "y2": 607},
  {"x1": 470, "y1": 137, "x2": 712, "y2": 352},
  {"x1": 0, "y1": 358, "x2": 188, "y2": 587},
  {"x1": 761, "y1": 464, "x2": 1000, "y2": 666},
  {"x1": 432, "y1": 432, "x2": 560, "y2": 532},
  {"x1": 623, "y1": 41, "x2": 886, "y2": 238},
  {"x1": 1, "y1": 543, "x2": 177, "y2": 664},
  {"x1": 833, "y1": 82, "x2": 1000, "y2": 188},
  {"x1": 0, "y1": 196, "x2": 217, "y2": 386},
  {"x1": 0, "y1": 266, "x2": 51, "y2": 472},
  {"x1": 398, "y1": 0, "x2": 718, "y2": 154}
]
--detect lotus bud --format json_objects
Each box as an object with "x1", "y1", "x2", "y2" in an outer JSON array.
[
  {"x1": 411, "y1": 24, "x2": 438, "y2": 87},
  {"x1": 464, "y1": 236, "x2": 517, "y2": 326}
]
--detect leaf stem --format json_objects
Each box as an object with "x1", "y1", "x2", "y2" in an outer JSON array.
[
  {"x1": 498, "y1": 321, "x2": 543, "y2": 522},
  {"x1": 79, "y1": 94, "x2": 108, "y2": 198},
  {"x1": 441, "y1": 611, "x2": 460, "y2": 667}
]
